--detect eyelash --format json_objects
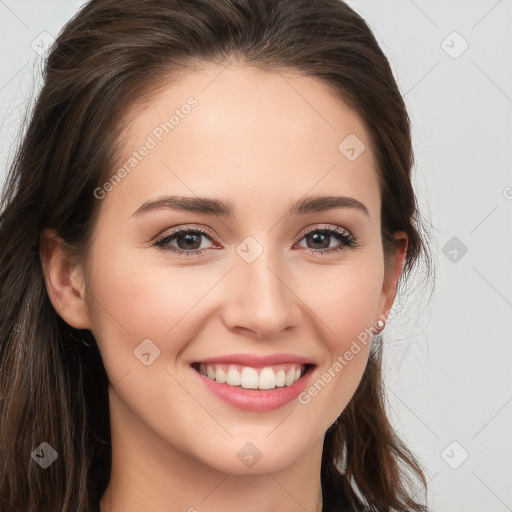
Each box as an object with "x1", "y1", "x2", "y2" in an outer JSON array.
[{"x1": 152, "y1": 224, "x2": 358, "y2": 258}]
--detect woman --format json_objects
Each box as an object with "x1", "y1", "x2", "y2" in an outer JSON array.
[{"x1": 0, "y1": 0, "x2": 433, "y2": 510}]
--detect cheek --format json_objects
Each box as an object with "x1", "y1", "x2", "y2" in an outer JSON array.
[
  {"x1": 293, "y1": 260, "x2": 382, "y2": 424},
  {"x1": 85, "y1": 241, "x2": 221, "y2": 373},
  {"x1": 303, "y1": 259, "x2": 384, "y2": 350}
]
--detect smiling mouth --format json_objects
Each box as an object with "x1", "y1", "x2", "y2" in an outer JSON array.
[{"x1": 191, "y1": 362, "x2": 315, "y2": 391}]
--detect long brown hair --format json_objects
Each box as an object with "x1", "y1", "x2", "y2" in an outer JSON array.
[{"x1": 0, "y1": 0, "x2": 433, "y2": 510}]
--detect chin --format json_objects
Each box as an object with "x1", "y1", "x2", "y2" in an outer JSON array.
[{"x1": 186, "y1": 431, "x2": 317, "y2": 475}]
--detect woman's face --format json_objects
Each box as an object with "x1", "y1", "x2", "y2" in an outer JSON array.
[{"x1": 75, "y1": 65, "x2": 405, "y2": 474}]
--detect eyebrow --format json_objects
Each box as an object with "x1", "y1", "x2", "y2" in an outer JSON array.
[{"x1": 131, "y1": 194, "x2": 370, "y2": 218}]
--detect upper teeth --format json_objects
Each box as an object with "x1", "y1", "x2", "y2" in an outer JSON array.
[{"x1": 197, "y1": 363, "x2": 304, "y2": 390}]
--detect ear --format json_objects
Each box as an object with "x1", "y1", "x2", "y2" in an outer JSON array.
[
  {"x1": 377, "y1": 231, "x2": 408, "y2": 321},
  {"x1": 39, "y1": 228, "x2": 92, "y2": 330}
]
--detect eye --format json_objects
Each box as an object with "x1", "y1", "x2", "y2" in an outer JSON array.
[
  {"x1": 294, "y1": 225, "x2": 358, "y2": 256},
  {"x1": 152, "y1": 225, "x2": 218, "y2": 257},
  {"x1": 152, "y1": 224, "x2": 358, "y2": 258}
]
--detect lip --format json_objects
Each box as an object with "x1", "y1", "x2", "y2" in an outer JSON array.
[
  {"x1": 191, "y1": 361, "x2": 316, "y2": 412},
  {"x1": 193, "y1": 352, "x2": 316, "y2": 368}
]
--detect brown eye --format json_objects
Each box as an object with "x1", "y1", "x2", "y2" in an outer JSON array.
[
  {"x1": 153, "y1": 226, "x2": 217, "y2": 256},
  {"x1": 295, "y1": 226, "x2": 357, "y2": 256},
  {"x1": 174, "y1": 231, "x2": 203, "y2": 250},
  {"x1": 304, "y1": 231, "x2": 332, "y2": 249}
]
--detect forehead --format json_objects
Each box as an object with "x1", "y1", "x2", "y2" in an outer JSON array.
[{"x1": 102, "y1": 64, "x2": 380, "y2": 221}]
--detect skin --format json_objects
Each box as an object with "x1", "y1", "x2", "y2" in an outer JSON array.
[{"x1": 41, "y1": 64, "x2": 407, "y2": 512}]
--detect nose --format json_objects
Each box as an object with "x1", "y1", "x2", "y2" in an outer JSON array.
[{"x1": 221, "y1": 246, "x2": 302, "y2": 339}]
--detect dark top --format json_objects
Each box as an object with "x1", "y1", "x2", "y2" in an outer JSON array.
[
  {"x1": 321, "y1": 469, "x2": 370, "y2": 512},
  {"x1": 321, "y1": 471, "x2": 351, "y2": 512}
]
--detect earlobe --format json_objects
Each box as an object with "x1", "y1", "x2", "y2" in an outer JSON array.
[
  {"x1": 378, "y1": 231, "x2": 408, "y2": 321},
  {"x1": 39, "y1": 229, "x2": 92, "y2": 330}
]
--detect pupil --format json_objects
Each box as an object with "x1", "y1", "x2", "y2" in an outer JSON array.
[
  {"x1": 179, "y1": 232, "x2": 201, "y2": 250},
  {"x1": 309, "y1": 232, "x2": 329, "y2": 249}
]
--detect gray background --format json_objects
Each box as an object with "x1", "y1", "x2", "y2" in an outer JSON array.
[{"x1": 1, "y1": 1, "x2": 511, "y2": 510}]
